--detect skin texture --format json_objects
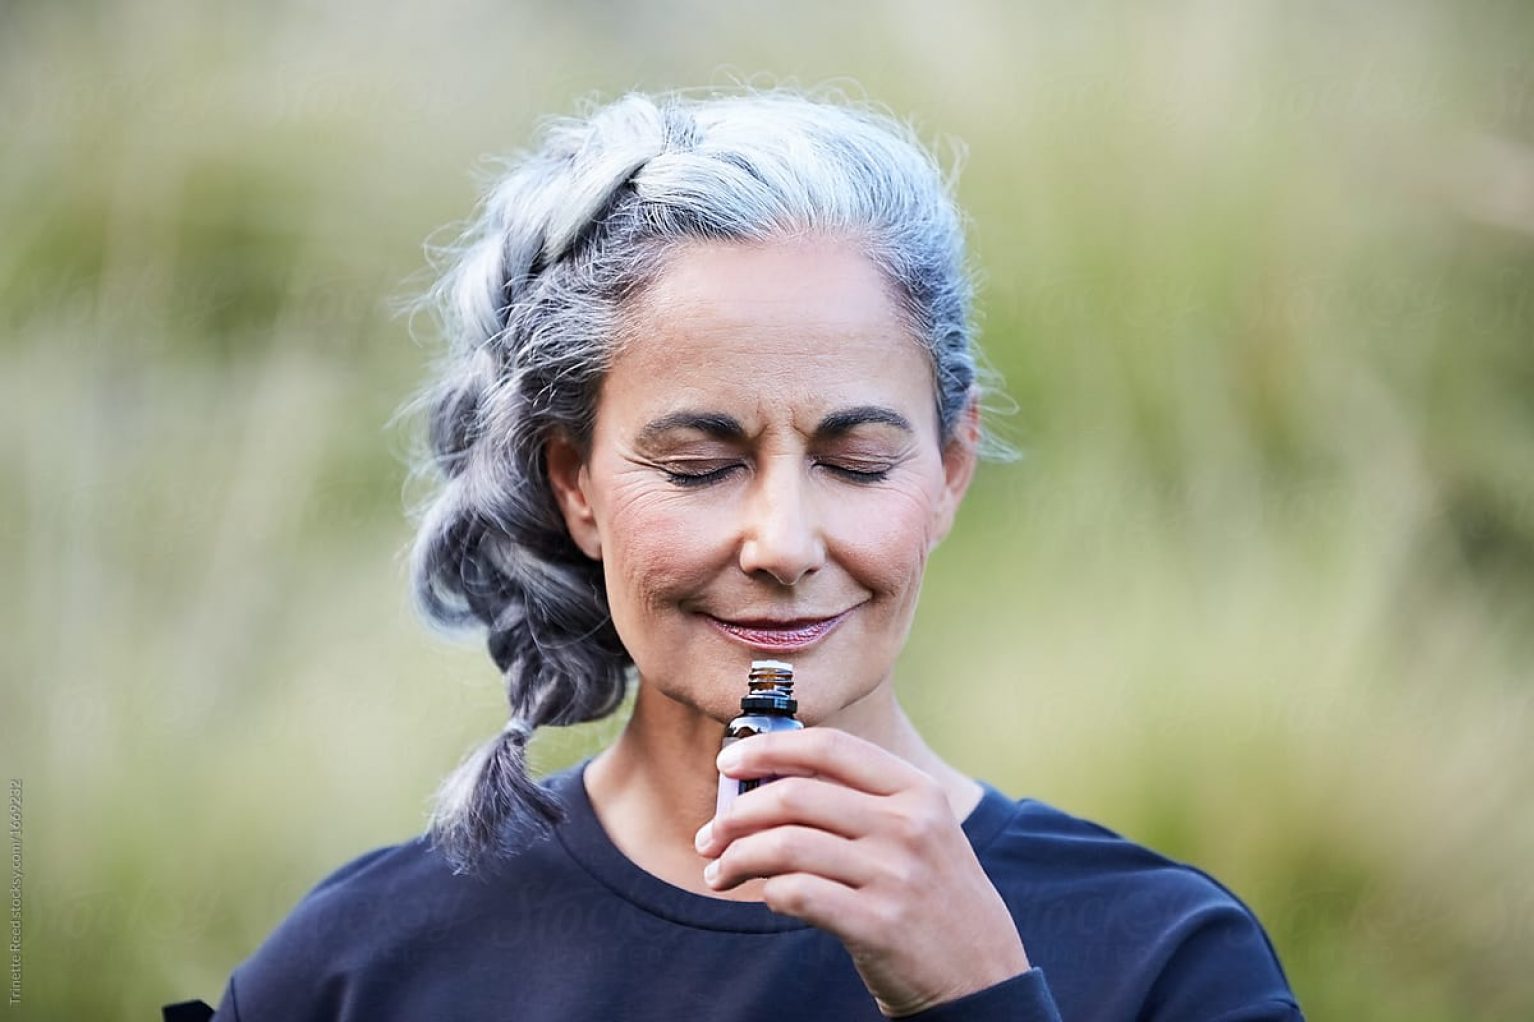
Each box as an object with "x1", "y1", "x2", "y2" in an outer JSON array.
[{"x1": 544, "y1": 235, "x2": 1031, "y2": 1016}]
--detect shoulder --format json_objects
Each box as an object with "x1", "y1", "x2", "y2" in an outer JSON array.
[
  {"x1": 977, "y1": 790, "x2": 1303, "y2": 1017},
  {"x1": 220, "y1": 833, "x2": 458, "y2": 1021},
  {"x1": 216, "y1": 763, "x2": 594, "y2": 1021},
  {"x1": 980, "y1": 790, "x2": 1269, "y2": 919}
]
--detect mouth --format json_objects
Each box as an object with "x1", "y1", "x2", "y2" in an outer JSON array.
[{"x1": 702, "y1": 608, "x2": 855, "y2": 651}]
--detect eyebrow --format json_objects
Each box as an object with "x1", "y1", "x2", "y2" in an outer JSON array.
[{"x1": 636, "y1": 405, "x2": 915, "y2": 445}]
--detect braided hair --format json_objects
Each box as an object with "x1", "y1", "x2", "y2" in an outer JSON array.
[{"x1": 398, "y1": 86, "x2": 1000, "y2": 875}]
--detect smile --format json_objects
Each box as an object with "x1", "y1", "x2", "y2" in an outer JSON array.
[{"x1": 702, "y1": 608, "x2": 855, "y2": 651}]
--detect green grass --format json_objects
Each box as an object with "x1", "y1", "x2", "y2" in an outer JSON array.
[{"x1": 3, "y1": 1, "x2": 1532, "y2": 1017}]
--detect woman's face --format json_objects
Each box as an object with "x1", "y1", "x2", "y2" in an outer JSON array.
[{"x1": 547, "y1": 236, "x2": 978, "y2": 726}]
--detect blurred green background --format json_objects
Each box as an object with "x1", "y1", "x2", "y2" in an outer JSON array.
[{"x1": 4, "y1": 0, "x2": 1533, "y2": 1018}]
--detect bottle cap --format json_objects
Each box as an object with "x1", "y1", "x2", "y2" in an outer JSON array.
[{"x1": 742, "y1": 659, "x2": 796, "y2": 714}]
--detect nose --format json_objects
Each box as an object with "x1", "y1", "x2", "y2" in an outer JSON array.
[{"x1": 737, "y1": 458, "x2": 825, "y2": 587}]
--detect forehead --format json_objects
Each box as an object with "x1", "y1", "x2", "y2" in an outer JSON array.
[{"x1": 606, "y1": 237, "x2": 937, "y2": 428}]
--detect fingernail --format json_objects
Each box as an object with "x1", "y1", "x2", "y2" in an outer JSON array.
[
  {"x1": 693, "y1": 821, "x2": 712, "y2": 851},
  {"x1": 717, "y1": 746, "x2": 742, "y2": 772},
  {"x1": 704, "y1": 860, "x2": 719, "y2": 883}
]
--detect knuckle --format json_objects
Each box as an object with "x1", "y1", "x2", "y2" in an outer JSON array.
[
  {"x1": 820, "y1": 726, "x2": 851, "y2": 759},
  {"x1": 896, "y1": 809, "x2": 934, "y2": 842},
  {"x1": 876, "y1": 858, "x2": 907, "y2": 888},
  {"x1": 763, "y1": 875, "x2": 809, "y2": 916},
  {"x1": 716, "y1": 846, "x2": 748, "y2": 881},
  {"x1": 912, "y1": 774, "x2": 946, "y2": 810},
  {"x1": 719, "y1": 835, "x2": 752, "y2": 869},
  {"x1": 881, "y1": 856, "x2": 919, "y2": 888},
  {"x1": 870, "y1": 896, "x2": 906, "y2": 930},
  {"x1": 768, "y1": 827, "x2": 803, "y2": 861},
  {"x1": 772, "y1": 777, "x2": 809, "y2": 814},
  {"x1": 895, "y1": 788, "x2": 947, "y2": 841}
]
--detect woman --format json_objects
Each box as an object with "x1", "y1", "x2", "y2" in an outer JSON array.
[{"x1": 165, "y1": 87, "x2": 1304, "y2": 1021}]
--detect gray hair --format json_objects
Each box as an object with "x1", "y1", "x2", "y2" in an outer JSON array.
[{"x1": 396, "y1": 85, "x2": 1011, "y2": 875}]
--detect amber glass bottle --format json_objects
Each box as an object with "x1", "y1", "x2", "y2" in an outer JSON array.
[{"x1": 714, "y1": 660, "x2": 804, "y2": 817}]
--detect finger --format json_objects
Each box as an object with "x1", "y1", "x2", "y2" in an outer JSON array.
[
  {"x1": 705, "y1": 824, "x2": 878, "y2": 892},
  {"x1": 717, "y1": 726, "x2": 929, "y2": 797},
  {"x1": 759, "y1": 871, "x2": 866, "y2": 937},
  {"x1": 697, "y1": 776, "x2": 881, "y2": 856}
]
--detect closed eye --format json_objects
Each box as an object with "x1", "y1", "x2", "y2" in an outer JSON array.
[
  {"x1": 663, "y1": 464, "x2": 742, "y2": 488},
  {"x1": 817, "y1": 462, "x2": 891, "y2": 483},
  {"x1": 662, "y1": 462, "x2": 892, "y2": 488}
]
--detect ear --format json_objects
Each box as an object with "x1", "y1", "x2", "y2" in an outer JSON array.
[
  {"x1": 929, "y1": 390, "x2": 981, "y2": 553},
  {"x1": 544, "y1": 431, "x2": 602, "y2": 561}
]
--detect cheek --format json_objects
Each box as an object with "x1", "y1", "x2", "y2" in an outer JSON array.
[
  {"x1": 599, "y1": 483, "x2": 726, "y2": 616},
  {"x1": 822, "y1": 481, "x2": 938, "y2": 598}
]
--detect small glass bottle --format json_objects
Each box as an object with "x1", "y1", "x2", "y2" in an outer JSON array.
[{"x1": 715, "y1": 659, "x2": 804, "y2": 818}]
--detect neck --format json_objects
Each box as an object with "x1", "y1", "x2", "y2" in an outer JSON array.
[{"x1": 582, "y1": 672, "x2": 979, "y2": 898}]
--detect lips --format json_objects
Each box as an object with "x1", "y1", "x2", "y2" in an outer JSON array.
[{"x1": 704, "y1": 608, "x2": 854, "y2": 651}]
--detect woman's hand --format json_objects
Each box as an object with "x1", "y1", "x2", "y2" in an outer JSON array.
[{"x1": 694, "y1": 727, "x2": 1032, "y2": 1017}]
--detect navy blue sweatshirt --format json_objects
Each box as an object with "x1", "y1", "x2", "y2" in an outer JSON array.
[{"x1": 164, "y1": 756, "x2": 1303, "y2": 1021}]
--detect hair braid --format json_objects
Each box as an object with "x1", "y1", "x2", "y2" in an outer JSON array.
[{"x1": 407, "y1": 98, "x2": 669, "y2": 875}]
